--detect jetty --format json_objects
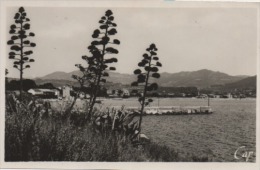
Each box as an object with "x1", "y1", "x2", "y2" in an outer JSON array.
[
  {"x1": 109, "y1": 97, "x2": 213, "y2": 115},
  {"x1": 132, "y1": 106, "x2": 212, "y2": 115},
  {"x1": 111, "y1": 106, "x2": 213, "y2": 115}
]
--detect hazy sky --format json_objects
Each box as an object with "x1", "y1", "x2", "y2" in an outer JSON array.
[{"x1": 5, "y1": 7, "x2": 257, "y2": 78}]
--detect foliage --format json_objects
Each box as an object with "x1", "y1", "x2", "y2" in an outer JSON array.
[
  {"x1": 5, "y1": 69, "x2": 9, "y2": 85},
  {"x1": 37, "y1": 83, "x2": 56, "y2": 89},
  {"x1": 7, "y1": 7, "x2": 36, "y2": 100},
  {"x1": 5, "y1": 94, "x2": 210, "y2": 161},
  {"x1": 73, "y1": 9, "x2": 120, "y2": 120},
  {"x1": 6, "y1": 79, "x2": 37, "y2": 91},
  {"x1": 72, "y1": 64, "x2": 94, "y2": 93},
  {"x1": 70, "y1": 63, "x2": 96, "y2": 115},
  {"x1": 131, "y1": 43, "x2": 162, "y2": 131}
]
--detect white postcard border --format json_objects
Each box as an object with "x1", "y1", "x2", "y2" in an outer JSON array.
[{"x1": 0, "y1": 1, "x2": 259, "y2": 170}]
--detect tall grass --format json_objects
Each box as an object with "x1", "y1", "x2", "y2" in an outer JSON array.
[{"x1": 5, "y1": 94, "x2": 210, "y2": 162}]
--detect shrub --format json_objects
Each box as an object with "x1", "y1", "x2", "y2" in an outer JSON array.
[{"x1": 5, "y1": 94, "x2": 210, "y2": 162}]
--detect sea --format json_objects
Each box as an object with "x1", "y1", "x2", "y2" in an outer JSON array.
[{"x1": 102, "y1": 97, "x2": 256, "y2": 162}]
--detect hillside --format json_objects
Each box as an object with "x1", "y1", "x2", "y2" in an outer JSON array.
[
  {"x1": 224, "y1": 76, "x2": 256, "y2": 89},
  {"x1": 34, "y1": 78, "x2": 79, "y2": 87},
  {"x1": 39, "y1": 70, "x2": 136, "y2": 85},
  {"x1": 158, "y1": 69, "x2": 245, "y2": 87},
  {"x1": 37, "y1": 69, "x2": 248, "y2": 88},
  {"x1": 39, "y1": 71, "x2": 76, "y2": 80}
]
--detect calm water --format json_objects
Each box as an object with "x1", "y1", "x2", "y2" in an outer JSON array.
[{"x1": 103, "y1": 98, "x2": 256, "y2": 162}]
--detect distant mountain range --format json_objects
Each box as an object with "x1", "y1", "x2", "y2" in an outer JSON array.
[
  {"x1": 34, "y1": 69, "x2": 255, "y2": 88},
  {"x1": 224, "y1": 75, "x2": 256, "y2": 89}
]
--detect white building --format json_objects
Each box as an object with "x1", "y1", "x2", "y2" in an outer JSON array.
[
  {"x1": 28, "y1": 89, "x2": 60, "y2": 98},
  {"x1": 121, "y1": 89, "x2": 130, "y2": 97},
  {"x1": 62, "y1": 85, "x2": 72, "y2": 100},
  {"x1": 28, "y1": 89, "x2": 43, "y2": 95}
]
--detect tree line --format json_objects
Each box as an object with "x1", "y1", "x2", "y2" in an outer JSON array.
[{"x1": 6, "y1": 79, "x2": 55, "y2": 91}]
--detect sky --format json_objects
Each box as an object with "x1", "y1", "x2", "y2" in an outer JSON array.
[{"x1": 5, "y1": 6, "x2": 257, "y2": 78}]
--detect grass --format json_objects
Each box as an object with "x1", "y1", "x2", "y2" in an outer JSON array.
[{"x1": 5, "y1": 94, "x2": 210, "y2": 162}]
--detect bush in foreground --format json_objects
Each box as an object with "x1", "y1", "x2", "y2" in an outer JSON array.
[{"x1": 5, "y1": 94, "x2": 210, "y2": 162}]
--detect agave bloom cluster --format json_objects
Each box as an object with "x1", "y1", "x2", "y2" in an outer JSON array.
[{"x1": 7, "y1": 7, "x2": 36, "y2": 72}]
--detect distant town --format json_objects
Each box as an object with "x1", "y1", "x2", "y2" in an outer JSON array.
[
  {"x1": 5, "y1": 69, "x2": 257, "y2": 101},
  {"x1": 6, "y1": 78, "x2": 256, "y2": 100}
]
